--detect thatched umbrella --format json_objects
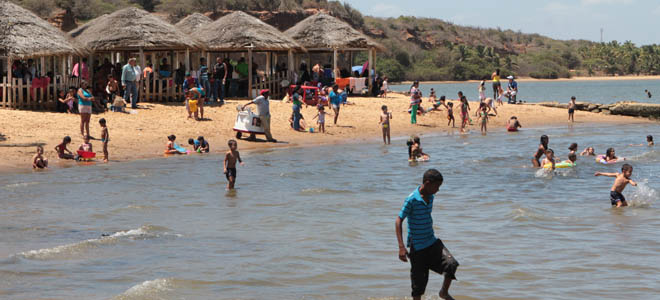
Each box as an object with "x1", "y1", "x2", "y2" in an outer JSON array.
[
  {"x1": 0, "y1": 1, "x2": 85, "y2": 109},
  {"x1": 198, "y1": 11, "x2": 302, "y2": 52},
  {"x1": 70, "y1": 7, "x2": 201, "y2": 51},
  {"x1": 197, "y1": 11, "x2": 304, "y2": 98},
  {"x1": 0, "y1": 1, "x2": 84, "y2": 59},
  {"x1": 284, "y1": 12, "x2": 384, "y2": 51},
  {"x1": 175, "y1": 13, "x2": 212, "y2": 35},
  {"x1": 284, "y1": 12, "x2": 385, "y2": 91}
]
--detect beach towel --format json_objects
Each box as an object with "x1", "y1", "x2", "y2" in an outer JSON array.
[{"x1": 335, "y1": 78, "x2": 350, "y2": 89}]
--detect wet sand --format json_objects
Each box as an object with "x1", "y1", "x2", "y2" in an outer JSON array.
[{"x1": 0, "y1": 93, "x2": 653, "y2": 172}]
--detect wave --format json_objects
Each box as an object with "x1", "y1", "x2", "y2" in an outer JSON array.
[
  {"x1": 628, "y1": 150, "x2": 660, "y2": 163},
  {"x1": 3, "y1": 181, "x2": 39, "y2": 189},
  {"x1": 113, "y1": 278, "x2": 173, "y2": 300},
  {"x1": 299, "y1": 188, "x2": 354, "y2": 195},
  {"x1": 627, "y1": 181, "x2": 658, "y2": 208},
  {"x1": 14, "y1": 225, "x2": 179, "y2": 260}
]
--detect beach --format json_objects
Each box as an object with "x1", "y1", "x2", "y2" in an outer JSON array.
[{"x1": 0, "y1": 93, "x2": 653, "y2": 172}]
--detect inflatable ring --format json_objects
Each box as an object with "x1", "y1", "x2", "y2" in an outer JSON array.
[{"x1": 544, "y1": 162, "x2": 576, "y2": 169}]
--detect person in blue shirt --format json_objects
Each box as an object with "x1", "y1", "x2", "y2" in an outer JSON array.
[
  {"x1": 396, "y1": 169, "x2": 459, "y2": 300},
  {"x1": 188, "y1": 136, "x2": 210, "y2": 153},
  {"x1": 506, "y1": 75, "x2": 518, "y2": 104},
  {"x1": 329, "y1": 84, "x2": 341, "y2": 125}
]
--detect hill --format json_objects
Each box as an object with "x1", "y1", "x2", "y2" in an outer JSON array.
[{"x1": 11, "y1": 0, "x2": 660, "y2": 81}]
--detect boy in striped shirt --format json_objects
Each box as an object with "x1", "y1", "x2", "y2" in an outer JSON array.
[{"x1": 396, "y1": 169, "x2": 459, "y2": 300}]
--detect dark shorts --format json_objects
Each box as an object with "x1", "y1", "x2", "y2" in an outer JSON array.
[
  {"x1": 568, "y1": 108, "x2": 575, "y2": 114},
  {"x1": 610, "y1": 191, "x2": 626, "y2": 206},
  {"x1": 409, "y1": 239, "x2": 459, "y2": 297},
  {"x1": 225, "y1": 168, "x2": 237, "y2": 180}
]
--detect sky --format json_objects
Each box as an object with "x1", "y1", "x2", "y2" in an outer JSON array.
[{"x1": 341, "y1": 0, "x2": 660, "y2": 45}]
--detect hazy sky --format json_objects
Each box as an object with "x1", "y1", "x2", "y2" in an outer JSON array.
[{"x1": 341, "y1": 0, "x2": 660, "y2": 45}]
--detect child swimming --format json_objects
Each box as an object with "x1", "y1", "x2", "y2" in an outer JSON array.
[
  {"x1": 32, "y1": 146, "x2": 48, "y2": 169},
  {"x1": 562, "y1": 153, "x2": 577, "y2": 165},
  {"x1": 595, "y1": 164, "x2": 637, "y2": 207},
  {"x1": 568, "y1": 143, "x2": 578, "y2": 157},
  {"x1": 649, "y1": 135, "x2": 654, "y2": 146},
  {"x1": 55, "y1": 136, "x2": 75, "y2": 160},
  {"x1": 601, "y1": 147, "x2": 622, "y2": 163},
  {"x1": 407, "y1": 136, "x2": 429, "y2": 161},
  {"x1": 580, "y1": 147, "x2": 595, "y2": 156},
  {"x1": 224, "y1": 139, "x2": 244, "y2": 190},
  {"x1": 379, "y1": 105, "x2": 392, "y2": 144},
  {"x1": 541, "y1": 148, "x2": 556, "y2": 170},
  {"x1": 532, "y1": 135, "x2": 550, "y2": 167}
]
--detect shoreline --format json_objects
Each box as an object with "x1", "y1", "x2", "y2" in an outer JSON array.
[
  {"x1": 0, "y1": 94, "x2": 655, "y2": 174},
  {"x1": 398, "y1": 75, "x2": 660, "y2": 85}
]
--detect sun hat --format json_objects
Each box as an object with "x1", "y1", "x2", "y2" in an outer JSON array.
[{"x1": 507, "y1": 75, "x2": 514, "y2": 79}]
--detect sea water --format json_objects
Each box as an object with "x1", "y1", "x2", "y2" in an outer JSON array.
[
  {"x1": 1, "y1": 123, "x2": 660, "y2": 299},
  {"x1": 392, "y1": 80, "x2": 660, "y2": 104}
]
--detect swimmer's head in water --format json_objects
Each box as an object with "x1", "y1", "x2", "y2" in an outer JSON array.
[
  {"x1": 569, "y1": 143, "x2": 578, "y2": 151},
  {"x1": 545, "y1": 148, "x2": 554, "y2": 159},
  {"x1": 413, "y1": 136, "x2": 421, "y2": 144},
  {"x1": 540, "y1": 135, "x2": 549, "y2": 146},
  {"x1": 606, "y1": 147, "x2": 615, "y2": 158},
  {"x1": 568, "y1": 153, "x2": 577, "y2": 163},
  {"x1": 622, "y1": 164, "x2": 633, "y2": 178},
  {"x1": 647, "y1": 135, "x2": 653, "y2": 142}
]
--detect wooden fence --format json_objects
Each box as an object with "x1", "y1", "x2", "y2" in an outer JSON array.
[
  {"x1": 0, "y1": 76, "x2": 72, "y2": 110},
  {"x1": 253, "y1": 73, "x2": 286, "y2": 100}
]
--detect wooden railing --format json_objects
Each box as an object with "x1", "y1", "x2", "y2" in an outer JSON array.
[
  {"x1": 142, "y1": 73, "x2": 182, "y2": 103},
  {"x1": 253, "y1": 73, "x2": 286, "y2": 100},
  {"x1": 1, "y1": 76, "x2": 72, "y2": 110}
]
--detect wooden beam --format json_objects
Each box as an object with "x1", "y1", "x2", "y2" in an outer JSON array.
[
  {"x1": 6, "y1": 58, "x2": 11, "y2": 108},
  {"x1": 333, "y1": 48, "x2": 338, "y2": 80},
  {"x1": 248, "y1": 48, "x2": 253, "y2": 99},
  {"x1": 288, "y1": 50, "x2": 294, "y2": 80},
  {"x1": 185, "y1": 48, "x2": 190, "y2": 72}
]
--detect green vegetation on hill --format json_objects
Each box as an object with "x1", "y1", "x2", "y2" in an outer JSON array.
[{"x1": 12, "y1": 0, "x2": 660, "y2": 82}]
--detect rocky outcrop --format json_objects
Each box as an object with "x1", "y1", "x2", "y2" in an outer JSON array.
[
  {"x1": 534, "y1": 101, "x2": 660, "y2": 119},
  {"x1": 48, "y1": 9, "x2": 77, "y2": 32}
]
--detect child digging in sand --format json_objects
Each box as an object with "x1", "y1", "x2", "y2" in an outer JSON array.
[
  {"x1": 99, "y1": 118, "x2": 109, "y2": 162},
  {"x1": 224, "y1": 139, "x2": 244, "y2": 190},
  {"x1": 32, "y1": 146, "x2": 48, "y2": 169},
  {"x1": 595, "y1": 164, "x2": 637, "y2": 207},
  {"x1": 396, "y1": 169, "x2": 459, "y2": 300},
  {"x1": 379, "y1": 105, "x2": 392, "y2": 144},
  {"x1": 55, "y1": 136, "x2": 75, "y2": 160}
]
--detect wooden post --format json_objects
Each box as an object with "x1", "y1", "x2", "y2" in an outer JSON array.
[
  {"x1": 333, "y1": 48, "x2": 338, "y2": 81},
  {"x1": 288, "y1": 50, "x2": 294, "y2": 81},
  {"x1": 248, "y1": 47, "x2": 253, "y2": 99},
  {"x1": 139, "y1": 48, "x2": 145, "y2": 102},
  {"x1": 273, "y1": 53, "x2": 278, "y2": 76},
  {"x1": 266, "y1": 52, "x2": 271, "y2": 77},
  {"x1": 368, "y1": 48, "x2": 373, "y2": 91},
  {"x1": 185, "y1": 48, "x2": 190, "y2": 73},
  {"x1": 5, "y1": 58, "x2": 11, "y2": 108}
]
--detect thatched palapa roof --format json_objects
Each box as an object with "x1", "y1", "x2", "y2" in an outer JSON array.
[
  {"x1": 284, "y1": 13, "x2": 384, "y2": 51},
  {"x1": 175, "y1": 13, "x2": 212, "y2": 35},
  {"x1": 198, "y1": 11, "x2": 303, "y2": 52},
  {"x1": 0, "y1": 1, "x2": 84, "y2": 59},
  {"x1": 70, "y1": 7, "x2": 200, "y2": 51}
]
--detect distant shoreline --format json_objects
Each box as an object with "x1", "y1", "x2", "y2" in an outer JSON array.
[{"x1": 397, "y1": 75, "x2": 660, "y2": 85}]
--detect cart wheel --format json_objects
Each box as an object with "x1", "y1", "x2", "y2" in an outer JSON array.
[{"x1": 236, "y1": 132, "x2": 242, "y2": 139}]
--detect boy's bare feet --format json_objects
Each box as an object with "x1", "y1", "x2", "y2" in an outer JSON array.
[{"x1": 439, "y1": 290, "x2": 455, "y2": 300}]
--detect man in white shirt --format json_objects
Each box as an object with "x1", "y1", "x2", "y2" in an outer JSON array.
[{"x1": 241, "y1": 89, "x2": 276, "y2": 142}]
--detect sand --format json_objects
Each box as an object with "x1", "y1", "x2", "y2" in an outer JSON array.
[{"x1": 0, "y1": 93, "x2": 653, "y2": 172}]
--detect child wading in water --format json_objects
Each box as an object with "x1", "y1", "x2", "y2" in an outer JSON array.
[
  {"x1": 396, "y1": 169, "x2": 459, "y2": 300},
  {"x1": 55, "y1": 136, "x2": 75, "y2": 160},
  {"x1": 224, "y1": 139, "x2": 244, "y2": 190},
  {"x1": 99, "y1": 118, "x2": 109, "y2": 162},
  {"x1": 379, "y1": 105, "x2": 392, "y2": 144},
  {"x1": 595, "y1": 164, "x2": 637, "y2": 207},
  {"x1": 541, "y1": 148, "x2": 556, "y2": 170},
  {"x1": 459, "y1": 95, "x2": 470, "y2": 132},
  {"x1": 507, "y1": 116, "x2": 522, "y2": 131},
  {"x1": 447, "y1": 102, "x2": 455, "y2": 127},
  {"x1": 32, "y1": 146, "x2": 48, "y2": 169},
  {"x1": 477, "y1": 103, "x2": 488, "y2": 134}
]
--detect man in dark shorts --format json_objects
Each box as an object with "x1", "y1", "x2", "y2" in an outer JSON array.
[{"x1": 396, "y1": 169, "x2": 459, "y2": 300}]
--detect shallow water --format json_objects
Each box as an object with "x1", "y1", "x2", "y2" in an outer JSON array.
[
  {"x1": 2, "y1": 123, "x2": 660, "y2": 299},
  {"x1": 392, "y1": 80, "x2": 660, "y2": 104}
]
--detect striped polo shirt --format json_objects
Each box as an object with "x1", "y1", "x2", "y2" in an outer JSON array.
[{"x1": 398, "y1": 187, "x2": 437, "y2": 251}]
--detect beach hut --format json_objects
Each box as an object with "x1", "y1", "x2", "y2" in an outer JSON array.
[
  {"x1": 197, "y1": 11, "x2": 305, "y2": 98},
  {"x1": 174, "y1": 13, "x2": 212, "y2": 35},
  {"x1": 70, "y1": 7, "x2": 202, "y2": 102},
  {"x1": 0, "y1": 1, "x2": 85, "y2": 110},
  {"x1": 284, "y1": 12, "x2": 385, "y2": 93}
]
